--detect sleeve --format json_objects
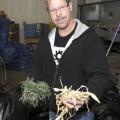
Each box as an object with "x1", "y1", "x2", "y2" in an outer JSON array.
[
  {"x1": 26, "y1": 43, "x2": 43, "y2": 82},
  {"x1": 83, "y1": 29, "x2": 112, "y2": 98}
]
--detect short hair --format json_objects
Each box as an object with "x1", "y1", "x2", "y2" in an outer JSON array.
[{"x1": 45, "y1": 0, "x2": 71, "y2": 11}]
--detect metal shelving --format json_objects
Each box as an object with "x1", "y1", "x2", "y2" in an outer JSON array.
[
  {"x1": 77, "y1": 0, "x2": 120, "y2": 24},
  {"x1": 77, "y1": 0, "x2": 120, "y2": 78}
]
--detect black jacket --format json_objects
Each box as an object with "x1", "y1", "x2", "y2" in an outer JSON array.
[{"x1": 28, "y1": 20, "x2": 112, "y2": 111}]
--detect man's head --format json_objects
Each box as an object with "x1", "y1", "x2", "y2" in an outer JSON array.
[
  {"x1": 45, "y1": 0, "x2": 71, "y2": 11},
  {"x1": 46, "y1": 0, "x2": 73, "y2": 30}
]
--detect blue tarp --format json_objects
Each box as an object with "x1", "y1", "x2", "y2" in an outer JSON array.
[{"x1": 0, "y1": 16, "x2": 31, "y2": 71}]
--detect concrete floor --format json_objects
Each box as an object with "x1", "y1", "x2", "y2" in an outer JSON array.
[
  {"x1": 0, "y1": 54, "x2": 119, "y2": 90},
  {"x1": 0, "y1": 69, "x2": 27, "y2": 90},
  {"x1": 108, "y1": 53, "x2": 120, "y2": 83},
  {"x1": 0, "y1": 53, "x2": 120, "y2": 120}
]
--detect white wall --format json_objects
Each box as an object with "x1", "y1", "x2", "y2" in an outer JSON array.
[
  {"x1": 0, "y1": 0, "x2": 50, "y2": 23},
  {"x1": 72, "y1": 0, "x2": 78, "y2": 18},
  {"x1": 0, "y1": 0, "x2": 77, "y2": 43}
]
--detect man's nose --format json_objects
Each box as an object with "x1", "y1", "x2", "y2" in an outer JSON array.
[{"x1": 55, "y1": 9, "x2": 62, "y2": 16}]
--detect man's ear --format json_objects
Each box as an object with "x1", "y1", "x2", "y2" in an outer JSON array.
[{"x1": 69, "y1": 1, "x2": 72, "y2": 11}]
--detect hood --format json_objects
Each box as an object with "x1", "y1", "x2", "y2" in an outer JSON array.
[
  {"x1": 48, "y1": 19, "x2": 89, "y2": 42},
  {"x1": 48, "y1": 19, "x2": 89, "y2": 65}
]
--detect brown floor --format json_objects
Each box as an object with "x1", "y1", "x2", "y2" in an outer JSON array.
[
  {"x1": 0, "y1": 69, "x2": 27, "y2": 90},
  {"x1": 108, "y1": 53, "x2": 120, "y2": 82},
  {"x1": 0, "y1": 54, "x2": 120, "y2": 120},
  {"x1": 0, "y1": 53, "x2": 120, "y2": 90}
]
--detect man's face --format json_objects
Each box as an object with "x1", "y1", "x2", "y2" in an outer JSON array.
[{"x1": 47, "y1": 0, "x2": 72, "y2": 30}]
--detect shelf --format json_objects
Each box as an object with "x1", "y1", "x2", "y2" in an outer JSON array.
[
  {"x1": 78, "y1": 0, "x2": 120, "y2": 80},
  {"x1": 77, "y1": 0, "x2": 120, "y2": 24},
  {"x1": 78, "y1": 0, "x2": 120, "y2": 6},
  {"x1": 25, "y1": 37, "x2": 40, "y2": 50},
  {"x1": 25, "y1": 37, "x2": 40, "y2": 44}
]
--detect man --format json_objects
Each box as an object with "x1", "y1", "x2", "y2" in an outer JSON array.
[{"x1": 28, "y1": 0, "x2": 112, "y2": 119}]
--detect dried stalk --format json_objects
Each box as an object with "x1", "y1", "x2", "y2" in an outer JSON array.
[{"x1": 54, "y1": 85, "x2": 100, "y2": 120}]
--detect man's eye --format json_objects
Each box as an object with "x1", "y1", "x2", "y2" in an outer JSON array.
[
  {"x1": 51, "y1": 10, "x2": 55, "y2": 12},
  {"x1": 50, "y1": 9, "x2": 56, "y2": 12},
  {"x1": 61, "y1": 6, "x2": 65, "y2": 9}
]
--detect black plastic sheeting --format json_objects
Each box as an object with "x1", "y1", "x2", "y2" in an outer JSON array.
[
  {"x1": 1, "y1": 84, "x2": 120, "y2": 120},
  {"x1": 0, "y1": 85, "x2": 49, "y2": 120},
  {"x1": 93, "y1": 86, "x2": 120, "y2": 120}
]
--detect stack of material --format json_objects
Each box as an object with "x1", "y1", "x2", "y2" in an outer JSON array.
[{"x1": 0, "y1": 10, "x2": 31, "y2": 71}]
